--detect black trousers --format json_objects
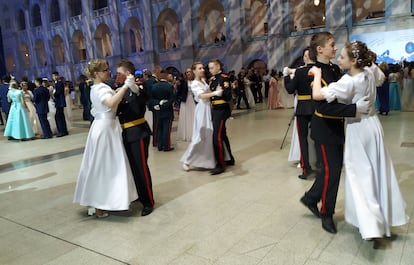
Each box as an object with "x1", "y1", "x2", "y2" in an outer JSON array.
[
  {"x1": 55, "y1": 107, "x2": 68, "y2": 134},
  {"x1": 156, "y1": 115, "x2": 173, "y2": 151},
  {"x1": 237, "y1": 91, "x2": 250, "y2": 109},
  {"x1": 152, "y1": 111, "x2": 158, "y2": 147},
  {"x1": 38, "y1": 113, "x2": 52, "y2": 137},
  {"x1": 256, "y1": 84, "x2": 263, "y2": 102},
  {"x1": 124, "y1": 136, "x2": 154, "y2": 207},
  {"x1": 303, "y1": 142, "x2": 343, "y2": 217},
  {"x1": 212, "y1": 106, "x2": 234, "y2": 169},
  {"x1": 296, "y1": 115, "x2": 313, "y2": 173}
]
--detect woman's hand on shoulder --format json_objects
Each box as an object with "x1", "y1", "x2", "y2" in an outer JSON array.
[{"x1": 308, "y1": 66, "x2": 321, "y2": 77}]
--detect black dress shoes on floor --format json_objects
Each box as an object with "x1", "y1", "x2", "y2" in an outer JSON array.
[
  {"x1": 210, "y1": 167, "x2": 225, "y2": 175},
  {"x1": 321, "y1": 216, "x2": 337, "y2": 234},
  {"x1": 298, "y1": 169, "x2": 314, "y2": 180},
  {"x1": 300, "y1": 196, "x2": 320, "y2": 218},
  {"x1": 141, "y1": 206, "x2": 154, "y2": 216},
  {"x1": 163, "y1": 147, "x2": 175, "y2": 152},
  {"x1": 225, "y1": 159, "x2": 235, "y2": 166}
]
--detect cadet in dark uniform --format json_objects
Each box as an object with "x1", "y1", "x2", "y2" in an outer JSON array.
[
  {"x1": 285, "y1": 47, "x2": 315, "y2": 179},
  {"x1": 300, "y1": 32, "x2": 370, "y2": 234},
  {"x1": 52, "y1": 71, "x2": 68, "y2": 137},
  {"x1": 208, "y1": 59, "x2": 235, "y2": 175},
  {"x1": 236, "y1": 69, "x2": 250, "y2": 109},
  {"x1": 148, "y1": 72, "x2": 175, "y2": 152},
  {"x1": 143, "y1": 67, "x2": 160, "y2": 147},
  {"x1": 116, "y1": 60, "x2": 154, "y2": 216}
]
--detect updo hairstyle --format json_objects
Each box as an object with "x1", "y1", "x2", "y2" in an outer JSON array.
[
  {"x1": 345, "y1": 41, "x2": 375, "y2": 69},
  {"x1": 85, "y1": 59, "x2": 109, "y2": 79}
]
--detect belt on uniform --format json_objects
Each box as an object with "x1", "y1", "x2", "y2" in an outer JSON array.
[
  {"x1": 297, "y1": 95, "x2": 311, "y2": 100},
  {"x1": 314, "y1": 110, "x2": 343, "y2": 120},
  {"x1": 120, "y1": 117, "x2": 146, "y2": 129},
  {"x1": 212, "y1": 99, "x2": 227, "y2": 105}
]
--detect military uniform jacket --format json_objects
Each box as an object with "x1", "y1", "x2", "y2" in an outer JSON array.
[
  {"x1": 148, "y1": 80, "x2": 174, "y2": 119},
  {"x1": 117, "y1": 84, "x2": 152, "y2": 143},
  {"x1": 210, "y1": 72, "x2": 232, "y2": 108},
  {"x1": 143, "y1": 75, "x2": 159, "y2": 111},
  {"x1": 311, "y1": 61, "x2": 357, "y2": 145},
  {"x1": 54, "y1": 80, "x2": 66, "y2": 108},
  {"x1": 285, "y1": 64, "x2": 315, "y2": 116}
]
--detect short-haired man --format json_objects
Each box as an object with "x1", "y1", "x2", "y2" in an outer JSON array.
[
  {"x1": 116, "y1": 60, "x2": 155, "y2": 216},
  {"x1": 208, "y1": 59, "x2": 235, "y2": 175}
]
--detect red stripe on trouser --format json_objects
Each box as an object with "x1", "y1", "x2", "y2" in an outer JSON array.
[
  {"x1": 296, "y1": 118, "x2": 305, "y2": 173},
  {"x1": 320, "y1": 144, "x2": 329, "y2": 214},
  {"x1": 140, "y1": 139, "x2": 154, "y2": 205},
  {"x1": 218, "y1": 120, "x2": 225, "y2": 168}
]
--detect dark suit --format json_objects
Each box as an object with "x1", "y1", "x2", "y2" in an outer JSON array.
[
  {"x1": 117, "y1": 84, "x2": 154, "y2": 208},
  {"x1": 285, "y1": 64, "x2": 315, "y2": 175},
  {"x1": 303, "y1": 61, "x2": 358, "y2": 218},
  {"x1": 53, "y1": 80, "x2": 68, "y2": 135},
  {"x1": 175, "y1": 78, "x2": 189, "y2": 104},
  {"x1": 33, "y1": 86, "x2": 52, "y2": 138},
  {"x1": 0, "y1": 83, "x2": 10, "y2": 121},
  {"x1": 210, "y1": 72, "x2": 235, "y2": 170},
  {"x1": 144, "y1": 75, "x2": 159, "y2": 147},
  {"x1": 148, "y1": 80, "x2": 174, "y2": 151},
  {"x1": 236, "y1": 75, "x2": 249, "y2": 109},
  {"x1": 79, "y1": 81, "x2": 92, "y2": 121}
]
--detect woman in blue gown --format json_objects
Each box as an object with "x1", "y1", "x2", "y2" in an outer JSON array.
[{"x1": 3, "y1": 80, "x2": 34, "y2": 140}]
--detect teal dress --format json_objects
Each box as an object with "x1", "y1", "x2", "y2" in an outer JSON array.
[{"x1": 4, "y1": 89, "x2": 35, "y2": 139}]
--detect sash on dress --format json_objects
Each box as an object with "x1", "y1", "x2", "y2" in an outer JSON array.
[{"x1": 94, "y1": 112, "x2": 115, "y2": 120}]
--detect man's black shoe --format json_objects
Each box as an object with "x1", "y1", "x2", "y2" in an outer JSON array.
[
  {"x1": 300, "y1": 196, "x2": 320, "y2": 218},
  {"x1": 321, "y1": 216, "x2": 337, "y2": 234},
  {"x1": 298, "y1": 169, "x2": 314, "y2": 180},
  {"x1": 163, "y1": 147, "x2": 175, "y2": 152},
  {"x1": 210, "y1": 167, "x2": 225, "y2": 175},
  {"x1": 225, "y1": 159, "x2": 235, "y2": 166},
  {"x1": 141, "y1": 206, "x2": 153, "y2": 216}
]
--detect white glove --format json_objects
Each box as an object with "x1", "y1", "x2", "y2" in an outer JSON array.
[
  {"x1": 124, "y1": 76, "x2": 135, "y2": 88},
  {"x1": 159, "y1": 99, "x2": 168, "y2": 105},
  {"x1": 154, "y1": 105, "x2": 160, "y2": 110},
  {"x1": 356, "y1": 96, "x2": 371, "y2": 114},
  {"x1": 283, "y1": 67, "x2": 290, "y2": 77},
  {"x1": 212, "y1": 90, "x2": 223, "y2": 96}
]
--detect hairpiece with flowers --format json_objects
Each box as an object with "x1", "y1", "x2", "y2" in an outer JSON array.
[{"x1": 350, "y1": 41, "x2": 363, "y2": 64}]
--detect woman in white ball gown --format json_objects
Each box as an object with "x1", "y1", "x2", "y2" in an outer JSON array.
[
  {"x1": 73, "y1": 59, "x2": 137, "y2": 217},
  {"x1": 181, "y1": 62, "x2": 216, "y2": 171}
]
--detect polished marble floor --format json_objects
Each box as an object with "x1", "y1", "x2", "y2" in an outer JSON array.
[{"x1": 0, "y1": 105, "x2": 413, "y2": 265}]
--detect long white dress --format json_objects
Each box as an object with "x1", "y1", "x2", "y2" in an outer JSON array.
[
  {"x1": 402, "y1": 77, "x2": 414, "y2": 111},
  {"x1": 321, "y1": 68, "x2": 408, "y2": 239},
  {"x1": 288, "y1": 96, "x2": 300, "y2": 161},
  {"x1": 73, "y1": 83, "x2": 138, "y2": 211},
  {"x1": 23, "y1": 91, "x2": 41, "y2": 135},
  {"x1": 47, "y1": 87, "x2": 58, "y2": 135},
  {"x1": 243, "y1": 77, "x2": 256, "y2": 108},
  {"x1": 177, "y1": 81, "x2": 195, "y2": 141},
  {"x1": 180, "y1": 79, "x2": 216, "y2": 169}
]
